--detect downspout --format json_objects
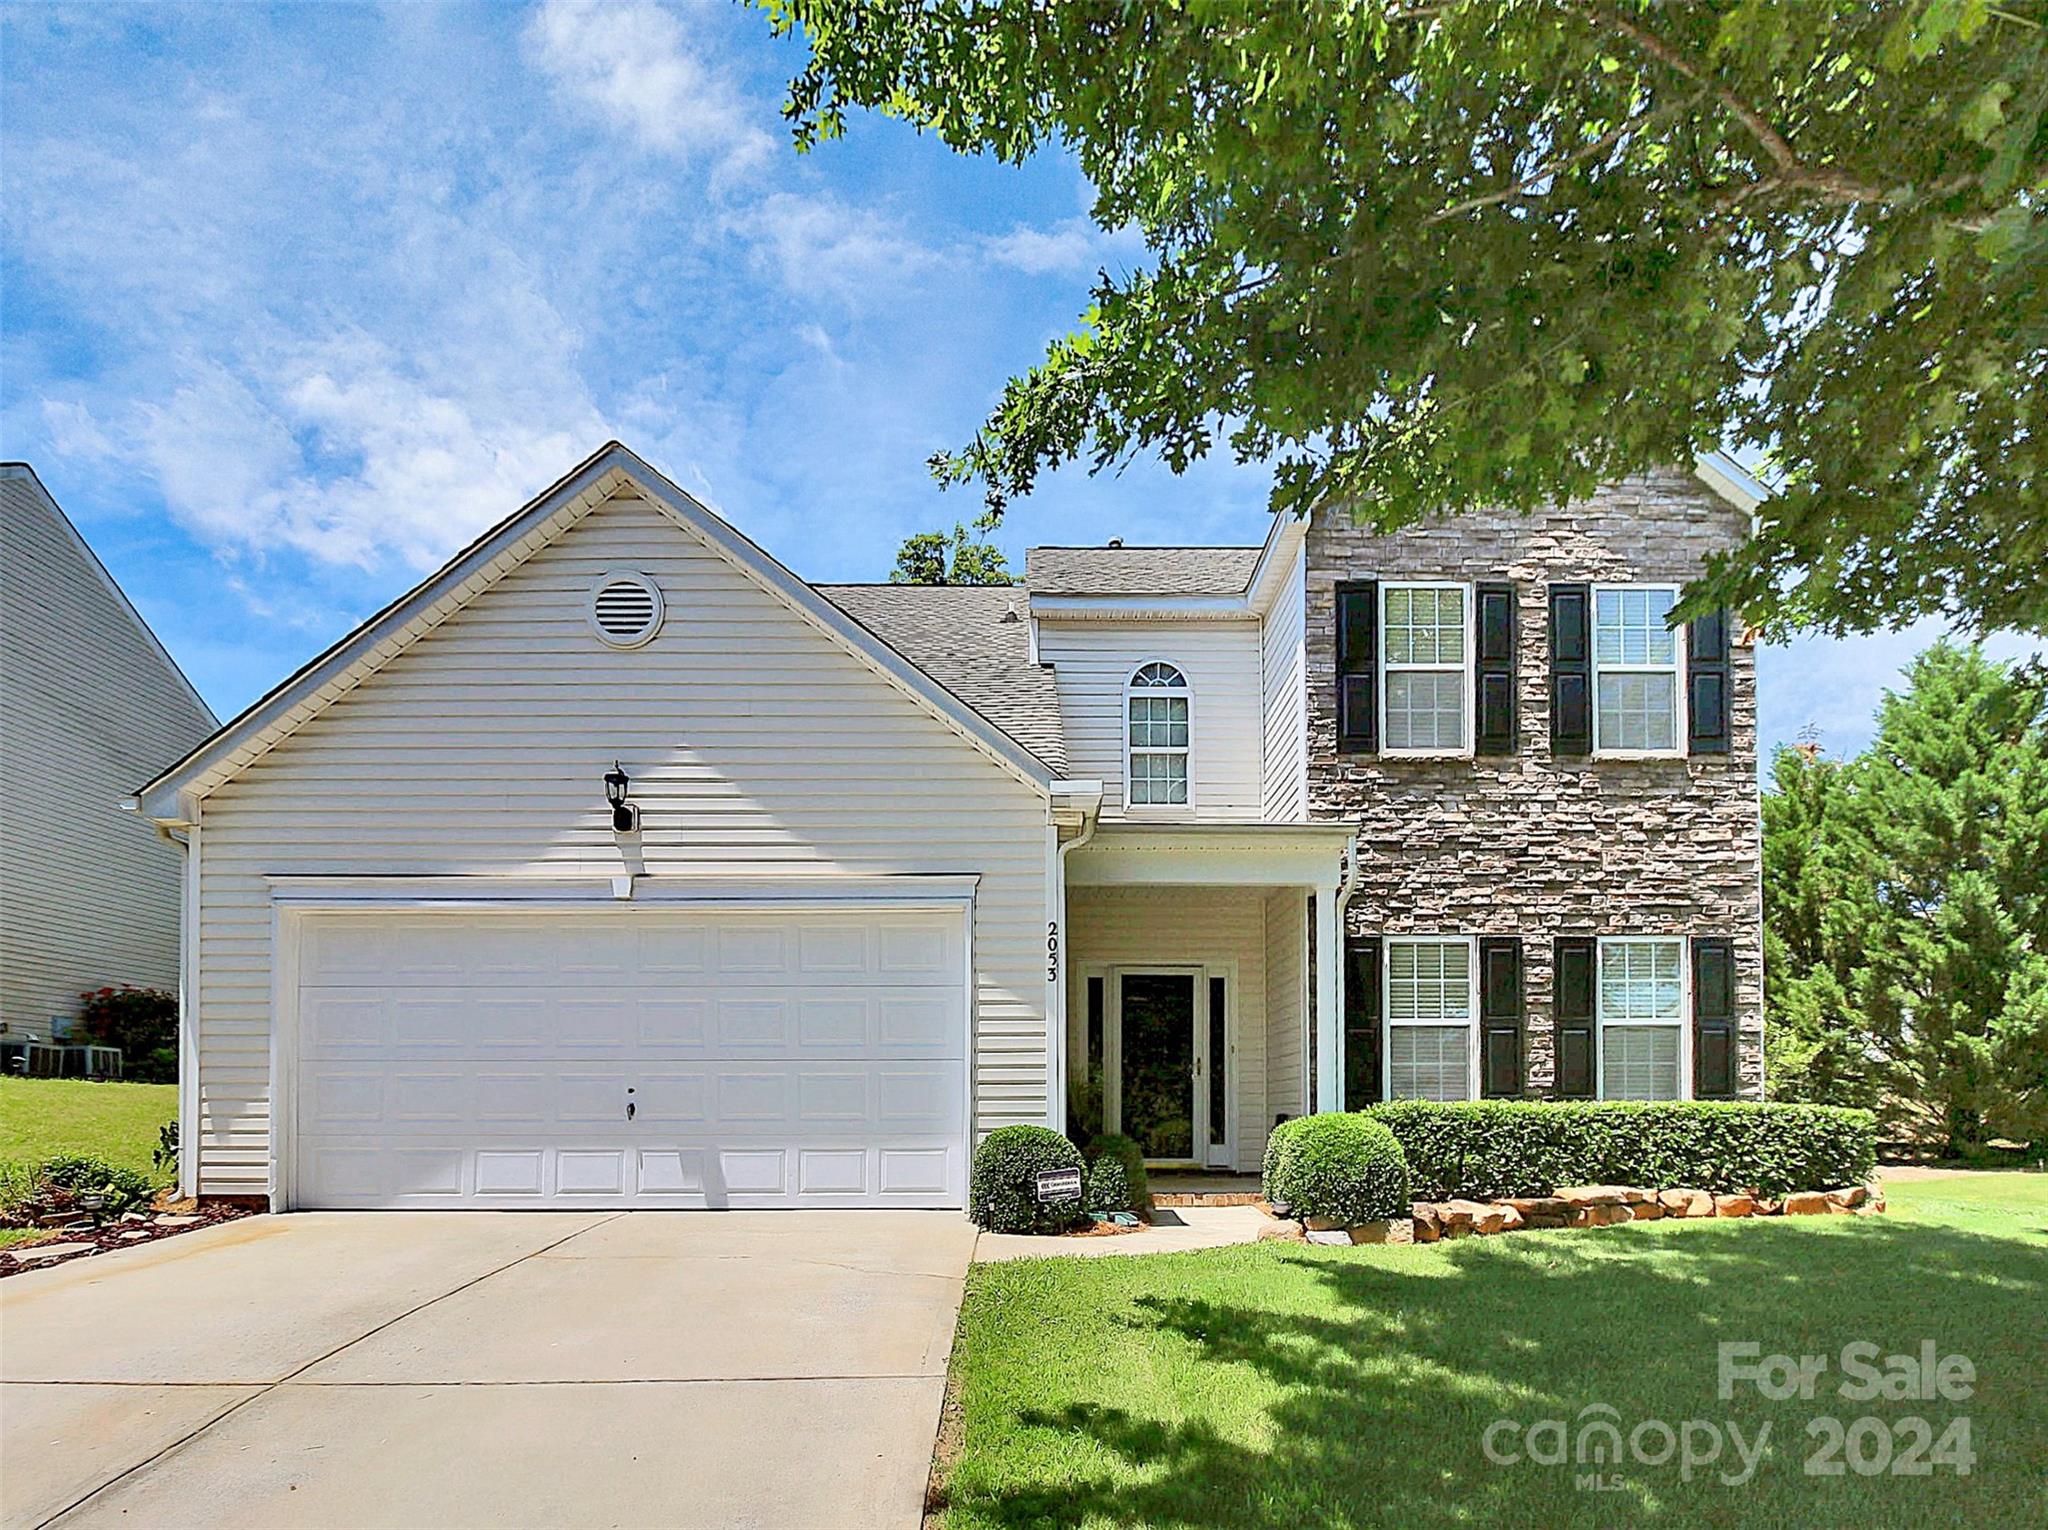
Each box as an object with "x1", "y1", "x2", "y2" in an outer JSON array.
[
  {"x1": 1328, "y1": 831, "x2": 1363, "y2": 1112},
  {"x1": 1047, "y1": 782, "x2": 1103, "y2": 1134}
]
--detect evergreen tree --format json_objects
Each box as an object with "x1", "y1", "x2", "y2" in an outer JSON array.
[{"x1": 1763, "y1": 645, "x2": 2048, "y2": 1155}]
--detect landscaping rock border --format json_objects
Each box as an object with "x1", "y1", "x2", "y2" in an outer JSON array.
[
  {"x1": 1259, "y1": 1183, "x2": 1884, "y2": 1245},
  {"x1": 0, "y1": 1199, "x2": 260, "y2": 1278}
]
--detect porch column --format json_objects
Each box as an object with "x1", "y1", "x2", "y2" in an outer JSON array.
[{"x1": 1314, "y1": 885, "x2": 1341, "y2": 1113}]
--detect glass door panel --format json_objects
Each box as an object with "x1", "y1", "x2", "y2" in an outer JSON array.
[{"x1": 1119, "y1": 973, "x2": 1196, "y2": 1160}]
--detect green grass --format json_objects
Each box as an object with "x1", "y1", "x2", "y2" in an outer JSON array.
[
  {"x1": 0, "y1": 1077, "x2": 177, "y2": 1180},
  {"x1": 940, "y1": 1173, "x2": 2047, "y2": 1528}
]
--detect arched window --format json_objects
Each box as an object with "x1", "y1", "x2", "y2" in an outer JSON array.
[{"x1": 1126, "y1": 662, "x2": 1190, "y2": 807}]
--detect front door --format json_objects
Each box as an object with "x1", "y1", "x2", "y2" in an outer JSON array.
[{"x1": 1111, "y1": 969, "x2": 1232, "y2": 1166}]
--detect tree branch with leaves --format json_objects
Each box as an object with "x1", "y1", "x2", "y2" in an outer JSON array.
[{"x1": 766, "y1": 0, "x2": 2048, "y2": 634}]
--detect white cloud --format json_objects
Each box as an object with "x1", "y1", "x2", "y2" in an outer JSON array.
[
  {"x1": 40, "y1": 399, "x2": 118, "y2": 461},
  {"x1": 980, "y1": 217, "x2": 1108, "y2": 276},
  {"x1": 523, "y1": 0, "x2": 771, "y2": 174},
  {"x1": 110, "y1": 334, "x2": 616, "y2": 573},
  {"x1": 728, "y1": 190, "x2": 942, "y2": 301}
]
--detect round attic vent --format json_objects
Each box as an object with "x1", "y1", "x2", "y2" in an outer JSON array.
[{"x1": 587, "y1": 570, "x2": 664, "y2": 648}]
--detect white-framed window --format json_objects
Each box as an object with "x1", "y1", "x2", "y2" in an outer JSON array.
[
  {"x1": 1592, "y1": 585, "x2": 1684, "y2": 756},
  {"x1": 1125, "y1": 661, "x2": 1191, "y2": 808},
  {"x1": 1597, "y1": 936, "x2": 1687, "y2": 1100},
  {"x1": 1384, "y1": 935, "x2": 1479, "y2": 1101},
  {"x1": 1381, "y1": 582, "x2": 1472, "y2": 754}
]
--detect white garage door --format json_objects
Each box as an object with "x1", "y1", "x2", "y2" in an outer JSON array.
[{"x1": 289, "y1": 905, "x2": 968, "y2": 1209}]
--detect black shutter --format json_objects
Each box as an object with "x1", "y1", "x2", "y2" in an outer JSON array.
[
  {"x1": 1479, "y1": 937, "x2": 1524, "y2": 1096},
  {"x1": 1475, "y1": 582, "x2": 1518, "y2": 755},
  {"x1": 1549, "y1": 583, "x2": 1591, "y2": 756},
  {"x1": 1554, "y1": 936, "x2": 1596, "y2": 1098},
  {"x1": 1336, "y1": 581, "x2": 1377, "y2": 753},
  {"x1": 1692, "y1": 937, "x2": 1738, "y2": 1098},
  {"x1": 1687, "y1": 607, "x2": 1732, "y2": 754},
  {"x1": 1344, "y1": 934, "x2": 1382, "y2": 1108}
]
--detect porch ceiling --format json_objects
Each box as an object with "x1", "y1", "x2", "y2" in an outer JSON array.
[{"x1": 1065, "y1": 821, "x2": 1355, "y2": 888}]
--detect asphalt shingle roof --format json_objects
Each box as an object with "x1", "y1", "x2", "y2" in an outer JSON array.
[
  {"x1": 1024, "y1": 544, "x2": 1261, "y2": 596},
  {"x1": 817, "y1": 584, "x2": 1068, "y2": 775}
]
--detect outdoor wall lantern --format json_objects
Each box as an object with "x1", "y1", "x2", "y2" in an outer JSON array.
[{"x1": 604, "y1": 762, "x2": 638, "y2": 833}]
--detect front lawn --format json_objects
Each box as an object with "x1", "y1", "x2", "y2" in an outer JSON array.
[
  {"x1": 0, "y1": 1077, "x2": 177, "y2": 1180},
  {"x1": 939, "y1": 1173, "x2": 2046, "y2": 1527}
]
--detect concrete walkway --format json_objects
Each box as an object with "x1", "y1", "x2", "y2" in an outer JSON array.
[
  {"x1": 973, "y1": 1204, "x2": 1271, "y2": 1261},
  {"x1": 1, "y1": 1210, "x2": 975, "y2": 1530}
]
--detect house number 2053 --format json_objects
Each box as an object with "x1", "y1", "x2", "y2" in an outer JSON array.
[{"x1": 1046, "y1": 921, "x2": 1059, "y2": 982}]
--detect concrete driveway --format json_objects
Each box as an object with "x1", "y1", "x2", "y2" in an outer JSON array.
[{"x1": 1, "y1": 1211, "x2": 976, "y2": 1530}]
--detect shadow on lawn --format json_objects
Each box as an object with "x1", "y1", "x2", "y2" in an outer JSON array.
[{"x1": 954, "y1": 1217, "x2": 2046, "y2": 1529}]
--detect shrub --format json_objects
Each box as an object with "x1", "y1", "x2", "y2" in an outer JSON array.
[
  {"x1": 75, "y1": 986, "x2": 179, "y2": 1083},
  {"x1": 1263, "y1": 1112, "x2": 1410, "y2": 1225},
  {"x1": 1366, "y1": 1100, "x2": 1878, "y2": 1199},
  {"x1": 1083, "y1": 1132, "x2": 1150, "y2": 1211},
  {"x1": 1085, "y1": 1155, "x2": 1133, "y2": 1214},
  {"x1": 36, "y1": 1155, "x2": 157, "y2": 1215},
  {"x1": 969, "y1": 1126, "x2": 1086, "y2": 1233},
  {"x1": 153, "y1": 1119, "x2": 180, "y2": 1174}
]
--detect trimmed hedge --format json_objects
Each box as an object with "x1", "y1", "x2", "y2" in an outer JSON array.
[
  {"x1": 1366, "y1": 1100, "x2": 1878, "y2": 1199},
  {"x1": 1263, "y1": 1113, "x2": 1410, "y2": 1225},
  {"x1": 1083, "y1": 1133, "x2": 1151, "y2": 1211},
  {"x1": 1085, "y1": 1155, "x2": 1134, "y2": 1214},
  {"x1": 970, "y1": 1125, "x2": 1085, "y2": 1233}
]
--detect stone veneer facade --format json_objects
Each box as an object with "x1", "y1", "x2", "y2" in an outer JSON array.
[{"x1": 1304, "y1": 468, "x2": 1765, "y2": 1098}]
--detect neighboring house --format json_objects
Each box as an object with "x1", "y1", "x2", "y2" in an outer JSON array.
[
  {"x1": 1, "y1": 463, "x2": 217, "y2": 1037},
  {"x1": 135, "y1": 441, "x2": 1763, "y2": 1209}
]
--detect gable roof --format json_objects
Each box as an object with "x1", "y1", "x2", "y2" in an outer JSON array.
[
  {"x1": 1021, "y1": 453, "x2": 1766, "y2": 599},
  {"x1": 135, "y1": 442, "x2": 1056, "y2": 822},
  {"x1": 818, "y1": 584, "x2": 1066, "y2": 775},
  {"x1": 1025, "y1": 544, "x2": 1262, "y2": 597},
  {"x1": 2, "y1": 464, "x2": 217, "y2": 728}
]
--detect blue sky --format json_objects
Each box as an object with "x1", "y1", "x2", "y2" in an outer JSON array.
[{"x1": 1, "y1": 2, "x2": 2028, "y2": 762}]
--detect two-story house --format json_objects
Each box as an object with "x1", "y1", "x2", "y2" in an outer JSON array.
[{"x1": 136, "y1": 441, "x2": 1762, "y2": 1209}]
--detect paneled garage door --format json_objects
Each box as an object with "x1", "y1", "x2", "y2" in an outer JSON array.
[{"x1": 289, "y1": 905, "x2": 968, "y2": 1208}]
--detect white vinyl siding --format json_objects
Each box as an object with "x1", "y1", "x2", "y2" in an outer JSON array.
[
  {"x1": 1066, "y1": 886, "x2": 1271, "y2": 1172},
  {"x1": 1258, "y1": 538, "x2": 1307, "y2": 820},
  {"x1": 1598, "y1": 937, "x2": 1686, "y2": 1100},
  {"x1": 1380, "y1": 583, "x2": 1470, "y2": 754},
  {"x1": 187, "y1": 492, "x2": 1048, "y2": 1197},
  {"x1": 1038, "y1": 620, "x2": 1264, "y2": 820},
  {"x1": 0, "y1": 471, "x2": 216, "y2": 1030},
  {"x1": 1262, "y1": 888, "x2": 1307, "y2": 1123},
  {"x1": 1593, "y1": 586, "x2": 1683, "y2": 755},
  {"x1": 1385, "y1": 936, "x2": 1477, "y2": 1101}
]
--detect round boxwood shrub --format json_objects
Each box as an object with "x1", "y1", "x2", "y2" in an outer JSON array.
[
  {"x1": 1083, "y1": 1132, "x2": 1150, "y2": 1211},
  {"x1": 1263, "y1": 1113, "x2": 1409, "y2": 1226},
  {"x1": 1085, "y1": 1155, "x2": 1133, "y2": 1214},
  {"x1": 970, "y1": 1125, "x2": 1085, "y2": 1233}
]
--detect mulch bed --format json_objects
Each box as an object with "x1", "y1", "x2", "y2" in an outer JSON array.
[{"x1": 0, "y1": 1197, "x2": 261, "y2": 1278}]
